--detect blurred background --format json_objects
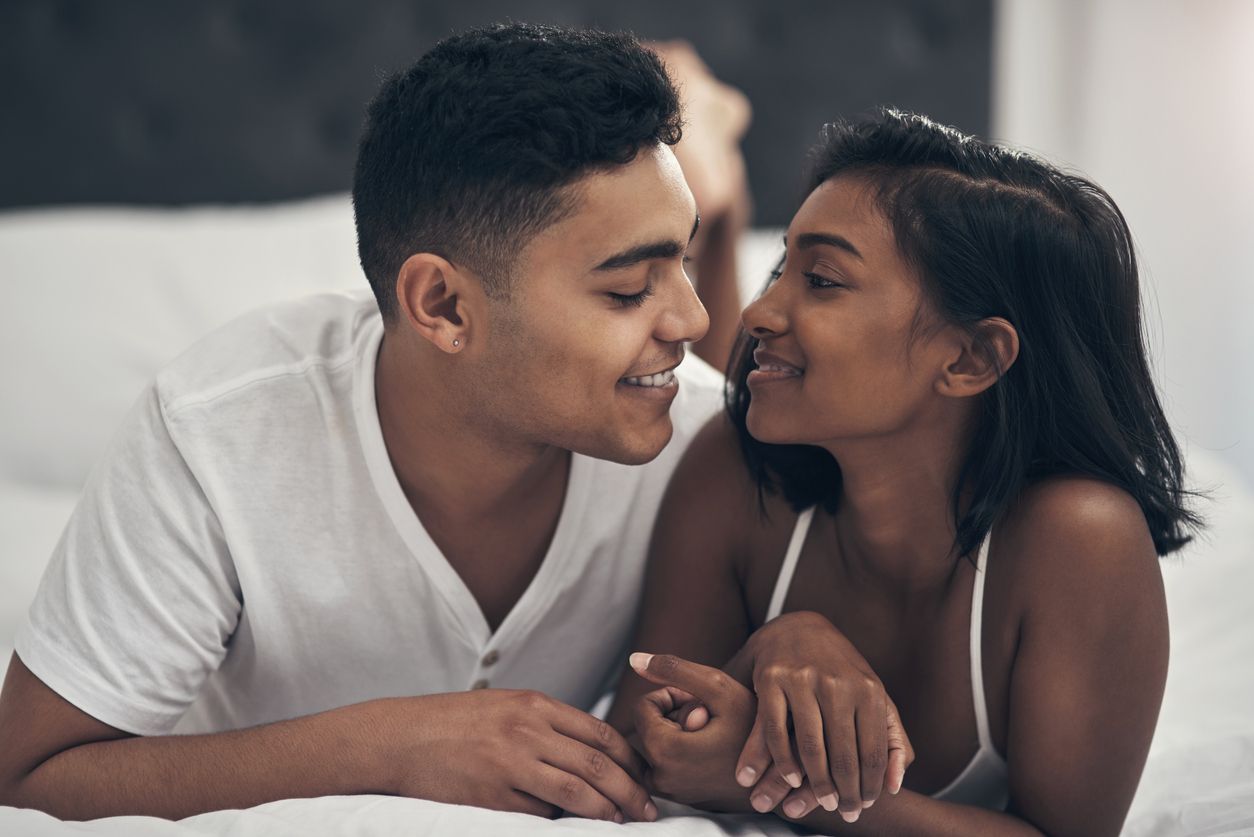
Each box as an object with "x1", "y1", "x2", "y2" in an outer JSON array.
[{"x1": 0, "y1": 0, "x2": 1250, "y2": 486}]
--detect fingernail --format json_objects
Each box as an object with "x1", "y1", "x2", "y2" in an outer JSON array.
[
  {"x1": 644, "y1": 800, "x2": 658, "y2": 821},
  {"x1": 751, "y1": 794, "x2": 773, "y2": 813},
  {"x1": 863, "y1": 799, "x2": 875, "y2": 810},
  {"x1": 817, "y1": 793, "x2": 838, "y2": 812},
  {"x1": 783, "y1": 799, "x2": 807, "y2": 818},
  {"x1": 783, "y1": 772, "x2": 802, "y2": 789},
  {"x1": 629, "y1": 653, "x2": 653, "y2": 672},
  {"x1": 840, "y1": 809, "x2": 861, "y2": 824},
  {"x1": 736, "y1": 766, "x2": 757, "y2": 786}
]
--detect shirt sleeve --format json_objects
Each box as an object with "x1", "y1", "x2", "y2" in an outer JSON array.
[{"x1": 14, "y1": 385, "x2": 241, "y2": 735}]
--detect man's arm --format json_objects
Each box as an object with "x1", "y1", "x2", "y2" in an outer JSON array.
[
  {"x1": 0, "y1": 653, "x2": 390, "y2": 818},
  {"x1": 0, "y1": 653, "x2": 657, "y2": 822}
]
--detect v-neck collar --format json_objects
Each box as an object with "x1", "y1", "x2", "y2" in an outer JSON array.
[{"x1": 352, "y1": 315, "x2": 591, "y2": 649}]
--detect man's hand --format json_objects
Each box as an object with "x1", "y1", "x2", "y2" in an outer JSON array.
[
  {"x1": 735, "y1": 611, "x2": 914, "y2": 823},
  {"x1": 381, "y1": 689, "x2": 657, "y2": 823}
]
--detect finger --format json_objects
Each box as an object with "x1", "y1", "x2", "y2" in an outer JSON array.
[
  {"x1": 634, "y1": 688, "x2": 683, "y2": 764},
  {"x1": 547, "y1": 700, "x2": 648, "y2": 784},
  {"x1": 541, "y1": 736, "x2": 658, "y2": 823},
  {"x1": 824, "y1": 712, "x2": 863, "y2": 822},
  {"x1": 885, "y1": 698, "x2": 914, "y2": 794},
  {"x1": 663, "y1": 693, "x2": 700, "y2": 725},
  {"x1": 681, "y1": 703, "x2": 709, "y2": 731},
  {"x1": 735, "y1": 712, "x2": 772, "y2": 788},
  {"x1": 629, "y1": 653, "x2": 737, "y2": 708},
  {"x1": 504, "y1": 790, "x2": 561, "y2": 819},
  {"x1": 785, "y1": 686, "x2": 839, "y2": 811},
  {"x1": 857, "y1": 695, "x2": 888, "y2": 808},
  {"x1": 756, "y1": 686, "x2": 802, "y2": 789},
  {"x1": 780, "y1": 784, "x2": 821, "y2": 821},
  {"x1": 521, "y1": 763, "x2": 627, "y2": 823},
  {"x1": 645, "y1": 686, "x2": 698, "y2": 722},
  {"x1": 748, "y1": 766, "x2": 795, "y2": 814}
]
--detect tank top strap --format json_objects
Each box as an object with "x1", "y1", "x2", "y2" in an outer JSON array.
[
  {"x1": 765, "y1": 507, "x2": 816, "y2": 622},
  {"x1": 970, "y1": 535, "x2": 995, "y2": 752}
]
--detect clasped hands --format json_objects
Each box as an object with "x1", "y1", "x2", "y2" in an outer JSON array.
[{"x1": 629, "y1": 611, "x2": 915, "y2": 824}]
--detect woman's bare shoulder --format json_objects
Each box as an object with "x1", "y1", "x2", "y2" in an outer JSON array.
[
  {"x1": 662, "y1": 414, "x2": 793, "y2": 550},
  {"x1": 995, "y1": 476, "x2": 1162, "y2": 612}
]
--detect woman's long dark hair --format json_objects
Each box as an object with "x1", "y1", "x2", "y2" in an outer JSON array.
[{"x1": 728, "y1": 109, "x2": 1200, "y2": 557}]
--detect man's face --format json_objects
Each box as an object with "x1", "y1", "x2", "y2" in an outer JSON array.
[{"x1": 467, "y1": 144, "x2": 708, "y2": 465}]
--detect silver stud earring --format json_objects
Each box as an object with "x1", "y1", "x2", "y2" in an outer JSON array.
[{"x1": 452, "y1": 338, "x2": 461, "y2": 348}]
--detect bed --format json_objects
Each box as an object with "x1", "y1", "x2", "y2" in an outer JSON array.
[{"x1": 2, "y1": 198, "x2": 1252, "y2": 835}]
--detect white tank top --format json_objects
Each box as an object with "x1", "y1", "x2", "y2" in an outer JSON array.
[{"x1": 766, "y1": 507, "x2": 1010, "y2": 811}]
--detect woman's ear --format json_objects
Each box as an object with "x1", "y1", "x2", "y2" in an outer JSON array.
[
  {"x1": 393, "y1": 253, "x2": 477, "y2": 353},
  {"x1": 935, "y1": 317, "x2": 1020, "y2": 398}
]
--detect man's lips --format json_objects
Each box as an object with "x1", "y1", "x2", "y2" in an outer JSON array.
[{"x1": 620, "y1": 354, "x2": 684, "y2": 388}]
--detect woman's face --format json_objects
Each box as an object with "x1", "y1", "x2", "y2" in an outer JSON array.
[{"x1": 742, "y1": 175, "x2": 954, "y2": 447}]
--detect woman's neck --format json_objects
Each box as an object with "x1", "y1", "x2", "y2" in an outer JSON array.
[{"x1": 823, "y1": 410, "x2": 975, "y2": 597}]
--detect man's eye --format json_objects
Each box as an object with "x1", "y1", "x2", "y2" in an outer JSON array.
[{"x1": 608, "y1": 283, "x2": 655, "y2": 308}]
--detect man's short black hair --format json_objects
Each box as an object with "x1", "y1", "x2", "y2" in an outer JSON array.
[{"x1": 352, "y1": 23, "x2": 683, "y2": 319}]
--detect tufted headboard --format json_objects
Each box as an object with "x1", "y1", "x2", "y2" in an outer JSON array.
[{"x1": 0, "y1": 0, "x2": 991, "y2": 226}]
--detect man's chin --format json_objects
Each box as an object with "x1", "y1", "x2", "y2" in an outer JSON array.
[{"x1": 576, "y1": 421, "x2": 675, "y2": 466}]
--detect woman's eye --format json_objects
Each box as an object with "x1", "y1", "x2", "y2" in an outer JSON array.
[
  {"x1": 805, "y1": 272, "x2": 845, "y2": 290},
  {"x1": 608, "y1": 283, "x2": 655, "y2": 308}
]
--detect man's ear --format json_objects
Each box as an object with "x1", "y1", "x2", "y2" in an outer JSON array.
[
  {"x1": 393, "y1": 253, "x2": 476, "y2": 353},
  {"x1": 935, "y1": 317, "x2": 1020, "y2": 398}
]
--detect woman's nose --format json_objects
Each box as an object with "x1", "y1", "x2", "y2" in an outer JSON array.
[{"x1": 742, "y1": 277, "x2": 788, "y2": 339}]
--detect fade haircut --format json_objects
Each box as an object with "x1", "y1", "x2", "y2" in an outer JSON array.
[{"x1": 352, "y1": 23, "x2": 683, "y2": 319}]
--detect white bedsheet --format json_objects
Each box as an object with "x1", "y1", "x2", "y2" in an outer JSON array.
[{"x1": 0, "y1": 798, "x2": 804, "y2": 837}]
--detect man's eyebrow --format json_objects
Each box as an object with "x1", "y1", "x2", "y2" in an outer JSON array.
[
  {"x1": 594, "y1": 213, "x2": 701, "y2": 271},
  {"x1": 784, "y1": 231, "x2": 865, "y2": 261}
]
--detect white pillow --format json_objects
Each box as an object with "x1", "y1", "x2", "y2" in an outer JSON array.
[{"x1": 0, "y1": 195, "x2": 363, "y2": 489}]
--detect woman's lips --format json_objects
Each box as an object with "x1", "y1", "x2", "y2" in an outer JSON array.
[{"x1": 750, "y1": 349, "x2": 803, "y2": 384}]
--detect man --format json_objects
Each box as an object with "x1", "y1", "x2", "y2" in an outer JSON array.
[{"x1": 0, "y1": 23, "x2": 737, "y2": 823}]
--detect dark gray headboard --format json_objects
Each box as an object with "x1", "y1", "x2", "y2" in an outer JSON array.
[{"x1": 0, "y1": 0, "x2": 991, "y2": 226}]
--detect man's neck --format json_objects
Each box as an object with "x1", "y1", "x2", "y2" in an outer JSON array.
[{"x1": 373, "y1": 329, "x2": 570, "y2": 526}]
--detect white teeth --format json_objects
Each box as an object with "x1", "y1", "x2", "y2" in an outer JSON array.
[
  {"x1": 757, "y1": 363, "x2": 800, "y2": 375},
  {"x1": 622, "y1": 369, "x2": 676, "y2": 387}
]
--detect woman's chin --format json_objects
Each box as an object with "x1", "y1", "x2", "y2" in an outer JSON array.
[{"x1": 745, "y1": 409, "x2": 794, "y2": 445}]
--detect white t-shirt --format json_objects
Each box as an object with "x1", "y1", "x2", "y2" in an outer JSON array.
[{"x1": 15, "y1": 291, "x2": 725, "y2": 736}]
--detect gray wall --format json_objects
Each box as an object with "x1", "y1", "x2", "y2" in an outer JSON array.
[{"x1": 0, "y1": 0, "x2": 991, "y2": 226}]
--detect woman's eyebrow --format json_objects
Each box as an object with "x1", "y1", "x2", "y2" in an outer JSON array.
[{"x1": 783, "y1": 232, "x2": 864, "y2": 261}]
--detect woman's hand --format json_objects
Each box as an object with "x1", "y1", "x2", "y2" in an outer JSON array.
[
  {"x1": 736, "y1": 611, "x2": 915, "y2": 823},
  {"x1": 629, "y1": 653, "x2": 764, "y2": 812}
]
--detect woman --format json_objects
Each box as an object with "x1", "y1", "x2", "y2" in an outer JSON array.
[{"x1": 606, "y1": 109, "x2": 1198, "y2": 835}]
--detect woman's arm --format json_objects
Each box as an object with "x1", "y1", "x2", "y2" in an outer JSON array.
[
  {"x1": 613, "y1": 418, "x2": 908, "y2": 818},
  {"x1": 781, "y1": 478, "x2": 1168, "y2": 836},
  {"x1": 605, "y1": 415, "x2": 758, "y2": 736}
]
